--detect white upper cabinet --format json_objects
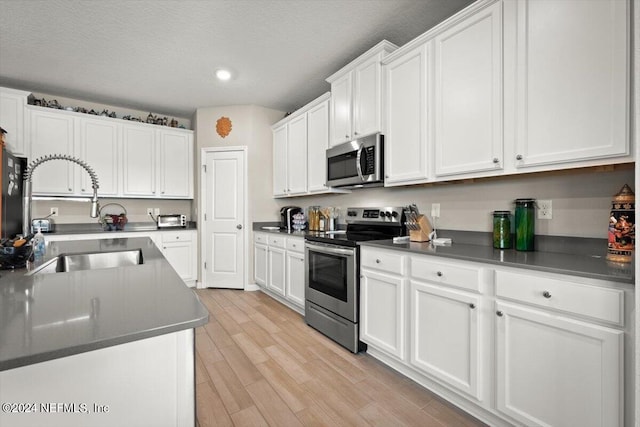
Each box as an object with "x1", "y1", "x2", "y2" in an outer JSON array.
[
  {"x1": 123, "y1": 124, "x2": 157, "y2": 196},
  {"x1": 306, "y1": 98, "x2": 330, "y2": 192},
  {"x1": 0, "y1": 87, "x2": 29, "y2": 156},
  {"x1": 434, "y1": 1, "x2": 503, "y2": 177},
  {"x1": 28, "y1": 107, "x2": 75, "y2": 195},
  {"x1": 272, "y1": 123, "x2": 288, "y2": 197},
  {"x1": 326, "y1": 41, "x2": 397, "y2": 147},
  {"x1": 383, "y1": 43, "x2": 430, "y2": 186},
  {"x1": 158, "y1": 129, "x2": 193, "y2": 198},
  {"x1": 286, "y1": 113, "x2": 308, "y2": 195},
  {"x1": 78, "y1": 118, "x2": 119, "y2": 196},
  {"x1": 508, "y1": 0, "x2": 629, "y2": 168}
]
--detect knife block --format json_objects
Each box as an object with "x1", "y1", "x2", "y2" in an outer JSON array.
[{"x1": 409, "y1": 215, "x2": 433, "y2": 242}]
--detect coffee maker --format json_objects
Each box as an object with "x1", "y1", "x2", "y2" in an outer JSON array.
[{"x1": 280, "y1": 206, "x2": 302, "y2": 231}]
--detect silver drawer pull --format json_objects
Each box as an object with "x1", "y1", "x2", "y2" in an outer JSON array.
[
  {"x1": 375, "y1": 259, "x2": 381, "y2": 263},
  {"x1": 542, "y1": 291, "x2": 552, "y2": 299},
  {"x1": 436, "y1": 271, "x2": 443, "y2": 277},
  {"x1": 496, "y1": 310, "x2": 504, "y2": 317},
  {"x1": 469, "y1": 303, "x2": 476, "y2": 309}
]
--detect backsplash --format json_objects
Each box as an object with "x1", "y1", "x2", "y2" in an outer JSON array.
[{"x1": 273, "y1": 166, "x2": 634, "y2": 239}]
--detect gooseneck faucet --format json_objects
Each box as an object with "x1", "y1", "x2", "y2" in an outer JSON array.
[{"x1": 22, "y1": 154, "x2": 100, "y2": 236}]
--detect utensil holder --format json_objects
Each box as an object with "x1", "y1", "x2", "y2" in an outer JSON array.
[{"x1": 409, "y1": 215, "x2": 433, "y2": 242}]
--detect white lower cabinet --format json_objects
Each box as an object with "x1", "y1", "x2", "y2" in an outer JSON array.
[
  {"x1": 410, "y1": 281, "x2": 482, "y2": 401},
  {"x1": 254, "y1": 232, "x2": 305, "y2": 312},
  {"x1": 495, "y1": 301, "x2": 623, "y2": 427},
  {"x1": 359, "y1": 245, "x2": 632, "y2": 427}
]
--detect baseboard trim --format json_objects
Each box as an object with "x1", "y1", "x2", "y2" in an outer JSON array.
[{"x1": 244, "y1": 283, "x2": 261, "y2": 292}]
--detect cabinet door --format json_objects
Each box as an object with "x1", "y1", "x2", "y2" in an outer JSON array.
[
  {"x1": 360, "y1": 268, "x2": 406, "y2": 360},
  {"x1": 0, "y1": 89, "x2": 28, "y2": 156},
  {"x1": 254, "y1": 243, "x2": 268, "y2": 286},
  {"x1": 268, "y1": 247, "x2": 286, "y2": 296},
  {"x1": 272, "y1": 125, "x2": 287, "y2": 197},
  {"x1": 410, "y1": 281, "x2": 482, "y2": 401},
  {"x1": 306, "y1": 99, "x2": 330, "y2": 192},
  {"x1": 434, "y1": 2, "x2": 503, "y2": 177},
  {"x1": 78, "y1": 118, "x2": 119, "y2": 196},
  {"x1": 122, "y1": 124, "x2": 157, "y2": 196},
  {"x1": 29, "y1": 109, "x2": 75, "y2": 195},
  {"x1": 512, "y1": 0, "x2": 629, "y2": 168},
  {"x1": 286, "y1": 114, "x2": 307, "y2": 195},
  {"x1": 384, "y1": 43, "x2": 429, "y2": 186},
  {"x1": 286, "y1": 251, "x2": 305, "y2": 307},
  {"x1": 162, "y1": 240, "x2": 195, "y2": 285},
  {"x1": 496, "y1": 301, "x2": 623, "y2": 427},
  {"x1": 159, "y1": 130, "x2": 193, "y2": 198},
  {"x1": 329, "y1": 73, "x2": 353, "y2": 146},
  {"x1": 353, "y1": 55, "x2": 382, "y2": 138}
]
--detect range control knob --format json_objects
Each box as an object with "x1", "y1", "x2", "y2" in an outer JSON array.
[
  {"x1": 379, "y1": 211, "x2": 386, "y2": 218},
  {"x1": 347, "y1": 211, "x2": 357, "y2": 217},
  {"x1": 391, "y1": 211, "x2": 398, "y2": 218}
]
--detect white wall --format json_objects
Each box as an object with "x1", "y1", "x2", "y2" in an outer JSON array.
[{"x1": 275, "y1": 166, "x2": 633, "y2": 239}]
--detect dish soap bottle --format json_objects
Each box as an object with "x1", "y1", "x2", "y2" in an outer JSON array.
[{"x1": 33, "y1": 227, "x2": 46, "y2": 260}]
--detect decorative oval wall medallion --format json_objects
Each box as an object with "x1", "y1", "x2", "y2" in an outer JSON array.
[{"x1": 216, "y1": 116, "x2": 232, "y2": 138}]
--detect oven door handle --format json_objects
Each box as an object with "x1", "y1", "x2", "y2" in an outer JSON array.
[
  {"x1": 306, "y1": 243, "x2": 355, "y2": 257},
  {"x1": 355, "y1": 143, "x2": 365, "y2": 181}
]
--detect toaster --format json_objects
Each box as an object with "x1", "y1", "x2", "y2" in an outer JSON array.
[
  {"x1": 157, "y1": 214, "x2": 187, "y2": 228},
  {"x1": 31, "y1": 218, "x2": 54, "y2": 233}
]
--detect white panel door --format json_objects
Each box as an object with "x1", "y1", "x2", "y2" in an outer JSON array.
[
  {"x1": 496, "y1": 301, "x2": 623, "y2": 427},
  {"x1": 360, "y1": 269, "x2": 406, "y2": 360},
  {"x1": 353, "y1": 55, "x2": 381, "y2": 138},
  {"x1": 29, "y1": 109, "x2": 75, "y2": 195},
  {"x1": 410, "y1": 281, "x2": 482, "y2": 401},
  {"x1": 254, "y1": 243, "x2": 268, "y2": 286},
  {"x1": 79, "y1": 118, "x2": 119, "y2": 196},
  {"x1": 286, "y1": 113, "x2": 307, "y2": 195},
  {"x1": 513, "y1": 0, "x2": 629, "y2": 167},
  {"x1": 329, "y1": 73, "x2": 353, "y2": 146},
  {"x1": 159, "y1": 130, "x2": 192, "y2": 198},
  {"x1": 268, "y1": 247, "x2": 286, "y2": 296},
  {"x1": 203, "y1": 150, "x2": 245, "y2": 289},
  {"x1": 306, "y1": 99, "x2": 330, "y2": 192},
  {"x1": 384, "y1": 43, "x2": 429, "y2": 186},
  {"x1": 434, "y1": 1, "x2": 503, "y2": 176},
  {"x1": 162, "y1": 240, "x2": 194, "y2": 283},
  {"x1": 122, "y1": 124, "x2": 157, "y2": 196},
  {"x1": 0, "y1": 89, "x2": 28, "y2": 156}
]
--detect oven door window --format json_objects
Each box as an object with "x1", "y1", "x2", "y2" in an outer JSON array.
[{"x1": 308, "y1": 251, "x2": 348, "y2": 302}]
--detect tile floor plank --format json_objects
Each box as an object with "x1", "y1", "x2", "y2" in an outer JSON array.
[
  {"x1": 219, "y1": 343, "x2": 264, "y2": 386},
  {"x1": 196, "y1": 381, "x2": 233, "y2": 427},
  {"x1": 245, "y1": 379, "x2": 304, "y2": 427},
  {"x1": 204, "y1": 359, "x2": 255, "y2": 415},
  {"x1": 229, "y1": 405, "x2": 269, "y2": 427}
]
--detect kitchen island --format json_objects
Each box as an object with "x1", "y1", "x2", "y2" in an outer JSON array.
[{"x1": 0, "y1": 237, "x2": 208, "y2": 427}]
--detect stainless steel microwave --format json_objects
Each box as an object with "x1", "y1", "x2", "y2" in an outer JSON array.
[{"x1": 326, "y1": 134, "x2": 384, "y2": 188}]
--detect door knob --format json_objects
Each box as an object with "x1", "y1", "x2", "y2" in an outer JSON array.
[{"x1": 236, "y1": 224, "x2": 243, "y2": 230}]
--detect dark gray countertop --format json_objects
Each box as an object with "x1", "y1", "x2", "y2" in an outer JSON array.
[
  {"x1": 0, "y1": 237, "x2": 208, "y2": 371},
  {"x1": 45, "y1": 221, "x2": 197, "y2": 235},
  {"x1": 360, "y1": 239, "x2": 633, "y2": 285},
  {"x1": 253, "y1": 222, "x2": 633, "y2": 284}
]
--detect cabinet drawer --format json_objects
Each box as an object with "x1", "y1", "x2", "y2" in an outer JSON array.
[
  {"x1": 254, "y1": 232, "x2": 268, "y2": 245},
  {"x1": 410, "y1": 257, "x2": 481, "y2": 292},
  {"x1": 361, "y1": 248, "x2": 405, "y2": 275},
  {"x1": 286, "y1": 237, "x2": 304, "y2": 253},
  {"x1": 495, "y1": 270, "x2": 624, "y2": 325},
  {"x1": 268, "y1": 234, "x2": 286, "y2": 249},
  {"x1": 162, "y1": 231, "x2": 193, "y2": 242}
]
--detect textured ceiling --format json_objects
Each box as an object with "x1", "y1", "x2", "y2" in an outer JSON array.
[{"x1": 0, "y1": 0, "x2": 474, "y2": 118}]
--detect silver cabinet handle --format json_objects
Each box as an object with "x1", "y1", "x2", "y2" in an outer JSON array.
[
  {"x1": 354, "y1": 132, "x2": 359, "y2": 136},
  {"x1": 345, "y1": 134, "x2": 350, "y2": 139},
  {"x1": 436, "y1": 271, "x2": 443, "y2": 277},
  {"x1": 496, "y1": 310, "x2": 504, "y2": 317},
  {"x1": 493, "y1": 158, "x2": 499, "y2": 164},
  {"x1": 375, "y1": 259, "x2": 381, "y2": 263},
  {"x1": 469, "y1": 303, "x2": 476, "y2": 309},
  {"x1": 81, "y1": 188, "x2": 85, "y2": 192},
  {"x1": 516, "y1": 154, "x2": 523, "y2": 160},
  {"x1": 68, "y1": 188, "x2": 72, "y2": 192},
  {"x1": 543, "y1": 291, "x2": 551, "y2": 299},
  {"x1": 237, "y1": 224, "x2": 243, "y2": 230}
]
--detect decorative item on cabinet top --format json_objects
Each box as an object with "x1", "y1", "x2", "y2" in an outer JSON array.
[
  {"x1": 216, "y1": 116, "x2": 232, "y2": 138},
  {"x1": 98, "y1": 203, "x2": 128, "y2": 231},
  {"x1": 607, "y1": 184, "x2": 634, "y2": 263}
]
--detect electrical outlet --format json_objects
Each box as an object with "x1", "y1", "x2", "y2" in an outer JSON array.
[
  {"x1": 538, "y1": 199, "x2": 552, "y2": 219},
  {"x1": 50, "y1": 207, "x2": 58, "y2": 217},
  {"x1": 146, "y1": 208, "x2": 153, "y2": 216},
  {"x1": 431, "y1": 203, "x2": 441, "y2": 218},
  {"x1": 154, "y1": 208, "x2": 160, "y2": 216}
]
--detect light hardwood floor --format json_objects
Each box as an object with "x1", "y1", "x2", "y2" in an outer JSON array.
[{"x1": 194, "y1": 289, "x2": 487, "y2": 427}]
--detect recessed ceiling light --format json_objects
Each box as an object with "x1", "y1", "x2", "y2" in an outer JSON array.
[{"x1": 215, "y1": 69, "x2": 232, "y2": 81}]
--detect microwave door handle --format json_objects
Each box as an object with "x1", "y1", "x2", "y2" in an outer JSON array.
[{"x1": 355, "y1": 144, "x2": 365, "y2": 181}]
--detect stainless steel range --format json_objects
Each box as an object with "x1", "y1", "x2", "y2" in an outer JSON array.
[{"x1": 304, "y1": 207, "x2": 405, "y2": 353}]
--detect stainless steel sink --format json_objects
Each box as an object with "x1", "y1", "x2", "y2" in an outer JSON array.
[{"x1": 29, "y1": 249, "x2": 144, "y2": 275}]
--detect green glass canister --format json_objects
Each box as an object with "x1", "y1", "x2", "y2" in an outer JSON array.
[
  {"x1": 493, "y1": 211, "x2": 512, "y2": 249},
  {"x1": 514, "y1": 198, "x2": 535, "y2": 251}
]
